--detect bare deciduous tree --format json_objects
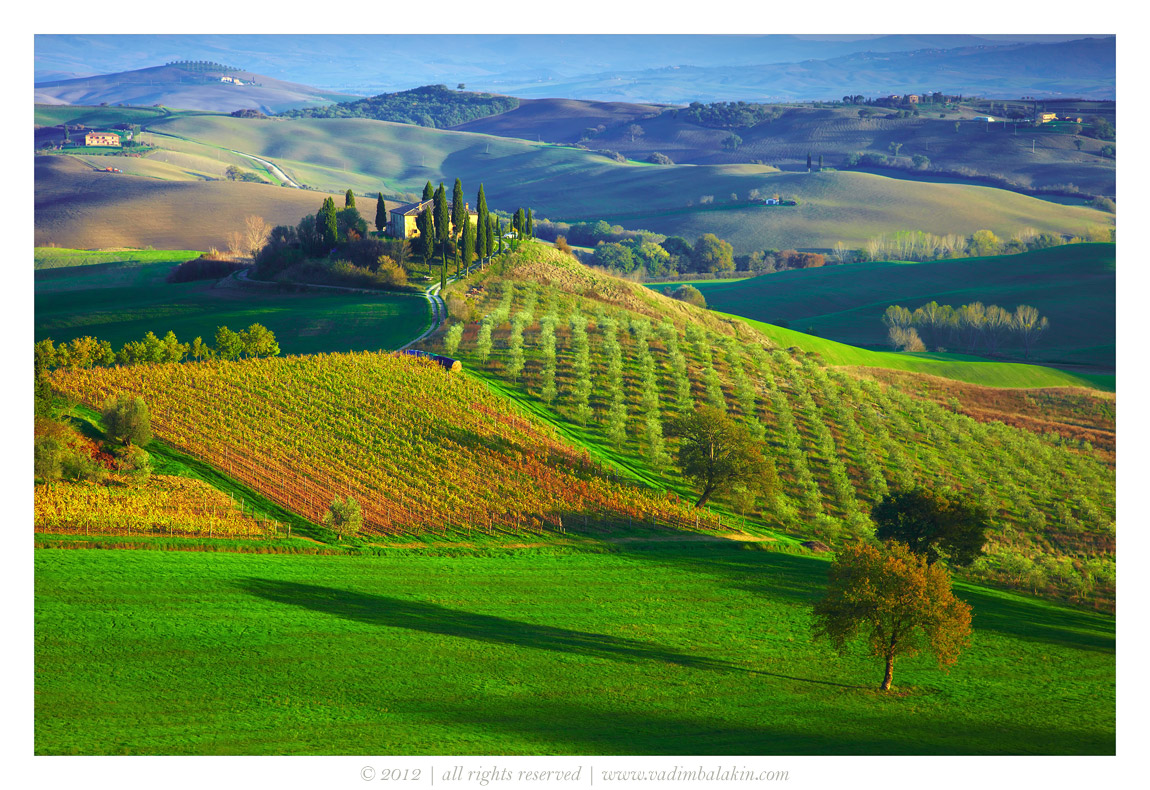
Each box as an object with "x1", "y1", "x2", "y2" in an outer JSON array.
[
  {"x1": 1012, "y1": 305, "x2": 1050, "y2": 359},
  {"x1": 225, "y1": 231, "x2": 245, "y2": 260},
  {"x1": 982, "y1": 305, "x2": 1013, "y2": 355},
  {"x1": 243, "y1": 215, "x2": 272, "y2": 258}
]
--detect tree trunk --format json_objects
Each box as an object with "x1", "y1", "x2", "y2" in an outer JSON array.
[
  {"x1": 880, "y1": 653, "x2": 894, "y2": 691},
  {"x1": 694, "y1": 481, "x2": 716, "y2": 509}
]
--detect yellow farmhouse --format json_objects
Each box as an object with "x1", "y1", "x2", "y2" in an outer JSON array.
[
  {"x1": 389, "y1": 199, "x2": 479, "y2": 239},
  {"x1": 84, "y1": 131, "x2": 121, "y2": 147}
]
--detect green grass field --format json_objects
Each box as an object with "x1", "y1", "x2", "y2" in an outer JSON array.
[
  {"x1": 732, "y1": 317, "x2": 1111, "y2": 390},
  {"x1": 133, "y1": 114, "x2": 1109, "y2": 252},
  {"x1": 34, "y1": 247, "x2": 201, "y2": 270},
  {"x1": 663, "y1": 244, "x2": 1115, "y2": 373},
  {"x1": 34, "y1": 259, "x2": 430, "y2": 355},
  {"x1": 34, "y1": 546, "x2": 1115, "y2": 755}
]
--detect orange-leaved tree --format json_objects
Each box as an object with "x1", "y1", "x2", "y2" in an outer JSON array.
[{"x1": 813, "y1": 540, "x2": 972, "y2": 691}]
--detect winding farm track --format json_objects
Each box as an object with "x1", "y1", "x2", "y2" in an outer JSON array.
[{"x1": 229, "y1": 150, "x2": 300, "y2": 188}]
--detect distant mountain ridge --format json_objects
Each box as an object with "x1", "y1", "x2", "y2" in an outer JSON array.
[
  {"x1": 34, "y1": 63, "x2": 358, "y2": 114},
  {"x1": 36, "y1": 33, "x2": 1094, "y2": 98},
  {"x1": 480, "y1": 37, "x2": 1116, "y2": 102}
]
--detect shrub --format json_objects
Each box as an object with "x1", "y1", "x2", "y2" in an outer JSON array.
[
  {"x1": 1090, "y1": 196, "x2": 1116, "y2": 213},
  {"x1": 115, "y1": 444, "x2": 153, "y2": 482},
  {"x1": 101, "y1": 395, "x2": 153, "y2": 446},
  {"x1": 647, "y1": 152, "x2": 674, "y2": 165},
  {"x1": 670, "y1": 284, "x2": 706, "y2": 309},
  {"x1": 167, "y1": 257, "x2": 248, "y2": 283}
]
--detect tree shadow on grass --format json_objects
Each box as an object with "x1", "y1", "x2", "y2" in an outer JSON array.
[
  {"x1": 238, "y1": 578, "x2": 859, "y2": 688},
  {"x1": 613, "y1": 542, "x2": 1116, "y2": 653}
]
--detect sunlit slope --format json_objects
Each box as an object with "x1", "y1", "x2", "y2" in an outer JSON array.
[
  {"x1": 145, "y1": 115, "x2": 1111, "y2": 250},
  {"x1": 49, "y1": 352, "x2": 720, "y2": 538},
  {"x1": 417, "y1": 244, "x2": 1114, "y2": 603}
]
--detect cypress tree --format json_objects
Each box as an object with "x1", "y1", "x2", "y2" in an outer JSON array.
[
  {"x1": 818, "y1": 154, "x2": 824, "y2": 170},
  {"x1": 526, "y1": 208, "x2": 534, "y2": 239},
  {"x1": 514, "y1": 208, "x2": 526, "y2": 237},
  {"x1": 433, "y1": 183, "x2": 450, "y2": 276},
  {"x1": 422, "y1": 181, "x2": 434, "y2": 201},
  {"x1": 317, "y1": 197, "x2": 338, "y2": 249},
  {"x1": 451, "y1": 178, "x2": 466, "y2": 241},
  {"x1": 488, "y1": 215, "x2": 497, "y2": 258},
  {"x1": 417, "y1": 206, "x2": 435, "y2": 268},
  {"x1": 476, "y1": 183, "x2": 489, "y2": 261},
  {"x1": 807, "y1": 152, "x2": 812, "y2": 171},
  {"x1": 375, "y1": 192, "x2": 387, "y2": 234},
  {"x1": 461, "y1": 214, "x2": 475, "y2": 274},
  {"x1": 345, "y1": 189, "x2": 356, "y2": 208},
  {"x1": 476, "y1": 208, "x2": 487, "y2": 262},
  {"x1": 496, "y1": 217, "x2": 504, "y2": 254}
]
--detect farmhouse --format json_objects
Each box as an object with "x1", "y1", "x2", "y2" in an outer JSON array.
[
  {"x1": 84, "y1": 131, "x2": 121, "y2": 147},
  {"x1": 1039, "y1": 112, "x2": 1058, "y2": 123},
  {"x1": 220, "y1": 76, "x2": 245, "y2": 85},
  {"x1": 906, "y1": 94, "x2": 920, "y2": 104},
  {"x1": 389, "y1": 199, "x2": 479, "y2": 239}
]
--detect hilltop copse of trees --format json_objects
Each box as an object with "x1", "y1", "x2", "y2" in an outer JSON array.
[
  {"x1": 673, "y1": 101, "x2": 786, "y2": 129},
  {"x1": 279, "y1": 84, "x2": 519, "y2": 127}
]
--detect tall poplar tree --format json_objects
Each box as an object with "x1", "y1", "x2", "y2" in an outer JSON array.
[{"x1": 375, "y1": 192, "x2": 387, "y2": 234}]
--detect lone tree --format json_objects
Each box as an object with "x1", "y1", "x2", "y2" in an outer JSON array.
[
  {"x1": 669, "y1": 405, "x2": 771, "y2": 508},
  {"x1": 813, "y1": 540, "x2": 973, "y2": 691},
  {"x1": 101, "y1": 394, "x2": 153, "y2": 446},
  {"x1": 872, "y1": 488, "x2": 991, "y2": 567},
  {"x1": 344, "y1": 189, "x2": 356, "y2": 208},
  {"x1": 375, "y1": 192, "x2": 387, "y2": 234},
  {"x1": 324, "y1": 495, "x2": 363, "y2": 542}
]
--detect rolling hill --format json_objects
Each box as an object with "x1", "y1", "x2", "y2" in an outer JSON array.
[
  {"x1": 456, "y1": 101, "x2": 1115, "y2": 197},
  {"x1": 416, "y1": 244, "x2": 1115, "y2": 604},
  {"x1": 34, "y1": 63, "x2": 358, "y2": 114},
  {"x1": 656, "y1": 244, "x2": 1116, "y2": 373},
  {"x1": 485, "y1": 37, "x2": 1115, "y2": 103},
  {"x1": 39, "y1": 111, "x2": 1109, "y2": 253},
  {"x1": 34, "y1": 156, "x2": 392, "y2": 250}
]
